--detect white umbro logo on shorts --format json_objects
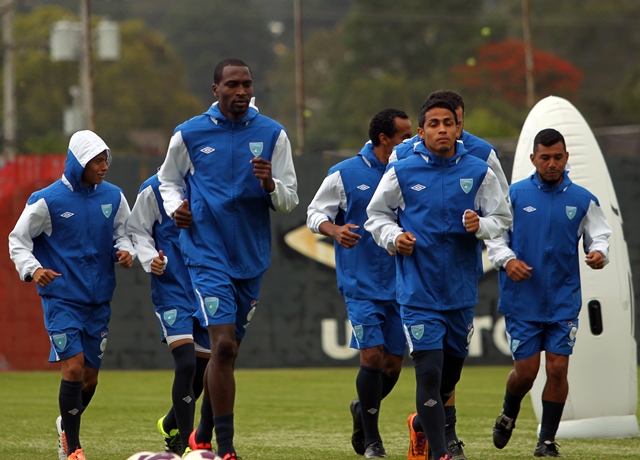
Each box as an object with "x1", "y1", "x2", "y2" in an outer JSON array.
[
  {"x1": 61, "y1": 212, "x2": 74, "y2": 218},
  {"x1": 523, "y1": 206, "x2": 536, "y2": 213},
  {"x1": 411, "y1": 184, "x2": 426, "y2": 191},
  {"x1": 200, "y1": 146, "x2": 215, "y2": 154},
  {"x1": 357, "y1": 184, "x2": 370, "y2": 191}
]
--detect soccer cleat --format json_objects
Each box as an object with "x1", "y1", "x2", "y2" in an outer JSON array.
[
  {"x1": 437, "y1": 456, "x2": 452, "y2": 460},
  {"x1": 493, "y1": 412, "x2": 515, "y2": 449},
  {"x1": 157, "y1": 415, "x2": 182, "y2": 453},
  {"x1": 446, "y1": 439, "x2": 466, "y2": 460},
  {"x1": 364, "y1": 440, "x2": 388, "y2": 458},
  {"x1": 188, "y1": 427, "x2": 213, "y2": 451},
  {"x1": 67, "y1": 447, "x2": 86, "y2": 460},
  {"x1": 407, "y1": 412, "x2": 428, "y2": 460},
  {"x1": 220, "y1": 453, "x2": 240, "y2": 460},
  {"x1": 56, "y1": 416, "x2": 68, "y2": 460},
  {"x1": 181, "y1": 447, "x2": 192, "y2": 457},
  {"x1": 534, "y1": 440, "x2": 563, "y2": 457},
  {"x1": 349, "y1": 398, "x2": 365, "y2": 455}
]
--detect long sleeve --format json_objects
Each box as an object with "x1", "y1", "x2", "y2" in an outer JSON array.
[
  {"x1": 127, "y1": 185, "x2": 162, "y2": 272},
  {"x1": 306, "y1": 171, "x2": 346, "y2": 233},
  {"x1": 486, "y1": 150, "x2": 510, "y2": 199},
  {"x1": 580, "y1": 199, "x2": 612, "y2": 264},
  {"x1": 8, "y1": 198, "x2": 51, "y2": 281},
  {"x1": 113, "y1": 192, "x2": 136, "y2": 258},
  {"x1": 364, "y1": 166, "x2": 405, "y2": 252},
  {"x1": 268, "y1": 129, "x2": 299, "y2": 213},
  {"x1": 474, "y1": 167, "x2": 513, "y2": 240},
  {"x1": 158, "y1": 130, "x2": 193, "y2": 218}
]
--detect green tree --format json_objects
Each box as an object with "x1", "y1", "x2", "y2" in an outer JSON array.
[{"x1": 2, "y1": 6, "x2": 201, "y2": 154}]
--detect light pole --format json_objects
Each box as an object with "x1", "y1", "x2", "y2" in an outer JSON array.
[{"x1": 2, "y1": 0, "x2": 16, "y2": 160}]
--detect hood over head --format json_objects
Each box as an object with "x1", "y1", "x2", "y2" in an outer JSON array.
[{"x1": 64, "y1": 130, "x2": 111, "y2": 190}]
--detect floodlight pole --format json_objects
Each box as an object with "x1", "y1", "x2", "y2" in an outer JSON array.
[
  {"x1": 79, "y1": 0, "x2": 95, "y2": 131},
  {"x1": 2, "y1": 0, "x2": 16, "y2": 160},
  {"x1": 293, "y1": 0, "x2": 305, "y2": 154},
  {"x1": 522, "y1": 0, "x2": 535, "y2": 108}
]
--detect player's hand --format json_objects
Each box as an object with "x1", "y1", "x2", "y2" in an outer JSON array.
[
  {"x1": 116, "y1": 250, "x2": 133, "y2": 268},
  {"x1": 463, "y1": 209, "x2": 480, "y2": 233},
  {"x1": 333, "y1": 223, "x2": 361, "y2": 249},
  {"x1": 32, "y1": 268, "x2": 61, "y2": 287},
  {"x1": 395, "y1": 232, "x2": 416, "y2": 256},
  {"x1": 505, "y1": 259, "x2": 532, "y2": 281},
  {"x1": 173, "y1": 199, "x2": 192, "y2": 229},
  {"x1": 251, "y1": 157, "x2": 276, "y2": 193},
  {"x1": 150, "y1": 249, "x2": 166, "y2": 275},
  {"x1": 585, "y1": 251, "x2": 605, "y2": 270}
]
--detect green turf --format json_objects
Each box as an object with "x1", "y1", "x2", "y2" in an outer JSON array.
[{"x1": 1, "y1": 366, "x2": 638, "y2": 459}]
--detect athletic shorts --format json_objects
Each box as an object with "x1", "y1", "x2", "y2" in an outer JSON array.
[
  {"x1": 154, "y1": 303, "x2": 210, "y2": 351},
  {"x1": 41, "y1": 296, "x2": 110, "y2": 368},
  {"x1": 505, "y1": 317, "x2": 579, "y2": 361},
  {"x1": 401, "y1": 305, "x2": 475, "y2": 358},
  {"x1": 345, "y1": 297, "x2": 406, "y2": 356},
  {"x1": 190, "y1": 266, "x2": 262, "y2": 340}
]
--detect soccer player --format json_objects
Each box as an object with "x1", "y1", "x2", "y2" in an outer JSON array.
[
  {"x1": 126, "y1": 173, "x2": 211, "y2": 456},
  {"x1": 486, "y1": 128, "x2": 611, "y2": 457},
  {"x1": 307, "y1": 108, "x2": 413, "y2": 458},
  {"x1": 365, "y1": 99, "x2": 511, "y2": 460},
  {"x1": 391, "y1": 89, "x2": 509, "y2": 460},
  {"x1": 157, "y1": 58, "x2": 299, "y2": 460},
  {"x1": 8, "y1": 130, "x2": 135, "y2": 460}
]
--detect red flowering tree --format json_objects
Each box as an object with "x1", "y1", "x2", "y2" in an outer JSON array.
[{"x1": 452, "y1": 39, "x2": 582, "y2": 107}]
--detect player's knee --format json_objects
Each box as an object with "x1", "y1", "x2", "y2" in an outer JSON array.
[{"x1": 212, "y1": 338, "x2": 238, "y2": 363}]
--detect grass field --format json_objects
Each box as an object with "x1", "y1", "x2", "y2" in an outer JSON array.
[{"x1": 1, "y1": 366, "x2": 638, "y2": 459}]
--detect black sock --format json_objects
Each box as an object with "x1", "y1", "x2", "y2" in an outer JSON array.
[
  {"x1": 539, "y1": 400, "x2": 565, "y2": 443},
  {"x1": 193, "y1": 357, "x2": 208, "y2": 400},
  {"x1": 503, "y1": 387, "x2": 525, "y2": 420},
  {"x1": 413, "y1": 350, "x2": 447, "y2": 459},
  {"x1": 444, "y1": 405, "x2": 458, "y2": 443},
  {"x1": 381, "y1": 371, "x2": 400, "y2": 400},
  {"x1": 196, "y1": 394, "x2": 214, "y2": 445},
  {"x1": 170, "y1": 343, "x2": 197, "y2": 450},
  {"x1": 356, "y1": 364, "x2": 383, "y2": 447},
  {"x1": 81, "y1": 388, "x2": 95, "y2": 413},
  {"x1": 213, "y1": 413, "x2": 235, "y2": 455},
  {"x1": 59, "y1": 379, "x2": 83, "y2": 455}
]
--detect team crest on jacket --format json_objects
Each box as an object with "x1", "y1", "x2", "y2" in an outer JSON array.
[
  {"x1": 411, "y1": 324, "x2": 424, "y2": 340},
  {"x1": 205, "y1": 297, "x2": 219, "y2": 316},
  {"x1": 353, "y1": 324, "x2": 364, "y2": 341},
  {"x1": 249, "y1": 142, "x2": 263, "y2": 157},
  {"x1": 52, "y1": 333, "x2": 67, "y2": 351},
  {"x1": 566, "y1": 206, "x2": 577, "y2": 219},
  {"x1": 460, "y1": 178, "x2": 473, "y2": 194},
  {"x1": 101, "y1": 204, "x2": 112, "y2": 218},
  {"x1": 163, "y1": 309, "x2": 177, "y2": 326}
]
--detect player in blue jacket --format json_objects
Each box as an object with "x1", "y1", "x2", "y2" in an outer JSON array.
[
  {"x1": 365, "y1": 99, "x2": 512, "y2": 460},
  {"x1": 127, "y1": 173, "x2": 211, "y2": 456},
  {"x1": 307, "y1": 108, "x2": 413, "y2": 458},
  {"x1": 486, "y1": 128, "x2": 611, "y2": 457},
  {"x1": 392, "y1": 90, "x2": 509, "y2": 460},
  {"x1": 8, "y1": 130, "x2": 135, "y2": 460},
  {"x1": 157, "y1": 58, "x2": 298, "y2": 460}
]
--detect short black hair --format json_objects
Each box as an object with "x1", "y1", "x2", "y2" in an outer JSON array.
[
  {"x1": 424, "y1": 90, "x2": 465, "y2": 113},
  {"x1": 533, "y1": 128, "x2": 566, "y2": 153},
  {"x1": 418, "y1": 99, "x2": 458, "y2": 128},
  {"x1": 213, "y1": 58, "x2": 251, "y2": 84},
  {"x1": 369, "y1": 108, "x2": 409, "y2": 146}
]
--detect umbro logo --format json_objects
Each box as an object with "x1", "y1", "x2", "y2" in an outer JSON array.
[
  {"x1": 411, "y1": 184, "x2": 426, "y2": 191},
  {"x1": 357, "y1": 184, "x2": 370, "y2": 191},
  {"x1": 200, "y1": 146, "x2": 215, "y2": 154},
  {"x1": 61, "y1": 212, "x2": 74, "y2": 218},
  {"x1": 523, "y1": 206, "x2": 536, "y2": 213},
  {"x1": 424, "y1": 399, "x2": 437, "y2": 407}
]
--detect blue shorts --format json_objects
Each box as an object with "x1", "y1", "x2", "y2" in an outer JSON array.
[
  {"x1": 154, "y1": 303, "x2": 210, "y2": 351},
  {"x1": 401, "y1": 305, "x2": 475, "y2": 358},
  {"x1": 41, "y1": 297, "x2": 110, "y2": 368},
  {"x1": 190, "y1": 266, "x2": 262, "y2": 340},
  {"x1": 345, "y1": 297, "x2": 406, "y2": 356},
  {"x1": 505, "y1": 317, "x2": 579, "y2": 360}
]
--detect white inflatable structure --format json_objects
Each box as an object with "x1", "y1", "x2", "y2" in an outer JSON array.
[{"x1": 512, "y1": 95, "x2": 638, "y2": 438}]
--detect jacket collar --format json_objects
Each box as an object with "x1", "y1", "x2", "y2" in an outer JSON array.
[
  {"x1": 357, "y1": 141, "x2": 386, "y2": 171},
  {"x1": 414, "y1": 139, "x2": 467, "y2": 166},
  {"x1": 530, "y1": 170, "x2": 572, "y2": 191},
  {"x1": 205, "y1": 101, "x2": 259, "y2": 126}
]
